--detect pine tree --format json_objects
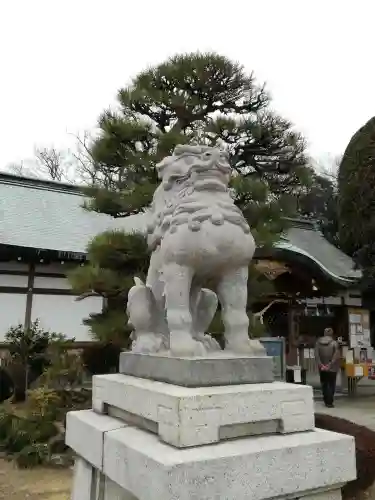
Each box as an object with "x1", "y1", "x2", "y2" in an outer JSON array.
[
  {"x1": 71, "y1": 52, "x2": 309, "y2": 344},
  {"x1": 69, "y1": 231, "x2": 149, "y2": 345},
  {"x1": 338, "y1": 116, "x2": 375, "y2": 284},
  {"x1": 297, "y1": 170, "x2": 339, "y2": 247}
]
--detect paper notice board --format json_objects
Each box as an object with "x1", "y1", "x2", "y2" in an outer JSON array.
[{"x1": 348, "y1": 308, "x2": 371, "y2": 349}]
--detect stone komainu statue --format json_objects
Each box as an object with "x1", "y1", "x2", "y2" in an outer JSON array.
[{"x1": 127, "y1": 144, "x2": 266, "y2": 357}]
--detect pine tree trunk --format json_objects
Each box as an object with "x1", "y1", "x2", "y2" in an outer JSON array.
[{"x1": 24, "y1": 364, "x2": 29, "y2": 400}]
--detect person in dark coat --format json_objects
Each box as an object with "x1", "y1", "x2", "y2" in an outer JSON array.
[{"x1": 315, "y1": 327, "x2": 340, "y2": 408}]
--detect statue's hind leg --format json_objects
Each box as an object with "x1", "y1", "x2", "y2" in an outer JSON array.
[
  {"x1": 146, "y1": 250, "x2": 169, "y2": 348},
  {"x1": 162, "y1": 263, "x2": 206, "y2": 356},
  {"x1": 217, "y1": 266, "x2": 265, "y2": 355},
  {"x1": 191, "y1": 288, "x2": 221, "y2": 351}
]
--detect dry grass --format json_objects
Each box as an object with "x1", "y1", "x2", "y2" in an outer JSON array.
[{"x1": 0, "y1": 459, "x2": 72, "y2": 499}]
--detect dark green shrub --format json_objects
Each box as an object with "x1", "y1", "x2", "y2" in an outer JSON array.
[
  {"x1": 39, "y1": 349, "x2": 85, "y2": 391},
  {"x1": 0, "y1": 409, "x2": 15, "y2": 446},
  {"x1": 81, "y1": 342, "x2": 122, "y2": 375},
  {"x1": 315, "y1": 413, "x2": 375, "y2": 499},
  {"x1": 27, "y1": 387, "x2": 61, "y2": 420},
  {"x1": 48, "y1": 432, "x2": 68, "y2": 455},
  {"x1": 6, "y1": 363, "x2": 35, "y2": 403},
  {"x1": 0, "y1": 368, "x2": 14, "y2": 403},
  {"x1": 0, "y1": 384, "x2": 67, "y2": 468},
  {"x1": 5, "y1": 320, "x2": 70, "y2": 401},
  {"x1": 15, "y1": 442, "x2": 49, "y2": 468},
  {"x1": 3, "y1": 415, "x2": 58, "y2": 454},
  {"x1": 57, "y1": 387, "x2": 91, "y2": 413}
]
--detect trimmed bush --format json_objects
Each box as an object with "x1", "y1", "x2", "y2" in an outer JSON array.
[
  {"x1": 0, "y1": 341, "x2": 91, "y2": 468},
  {"x1": 0, "y1": 410, "x2": 59, "y2": 468},
  {"x1": 39, "y1": 347, "x2": 85, "y2": 391},
  {"x1": 3, "y1": 414, "x2": 58, "y2": 455},
  {"x1": 27, "y1": 387, "x2": 61, "y2": 420},
  {"x1": 5, "y1": 320, "x2": 71, "y2": 402},
  {"x1": 15, "y1": 442, "x2": 49, "y2": 469},
  {"x1": 0, "y1": 409, "x2": 15, "y2": 446},
  {"x1": 0, "y1": 395, "x2": 59, "y2": 468},
  {"x1": 315, "y1": 413, "x2": 375, "y2": 499}
]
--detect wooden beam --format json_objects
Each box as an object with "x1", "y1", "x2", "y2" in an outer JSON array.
[
  {"x1": 0, "y1": 270, "x2": 66, "y2": 278},
  {"x1": 24, "y1": 263, "x2": 35, "y2": 330},
  {"x1": 0, "y1": 287, "x2": 80, "y2": 296}
]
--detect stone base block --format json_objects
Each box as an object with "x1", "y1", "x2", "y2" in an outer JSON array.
[
  {"x1": 67, "y1": 409, "x2": 356, "y2": 500},
  {"x1": 93, "y1": 375, "x2": 314, "y2": 447},
  {"x1": 71, "y1": 457, "x2": 93, "y2": 500},
  {"x1": 119, "y1": 352, "x2": 274, "y2": 386},
  {"x1": 73, "y1": 461, "x2": 345, "y2": 500},
  {"x1": 66, "y1": 410, "x2": 127, "y2": 470},
  {"x1": 71, "y1": 457, "x2": 138, "y2": 500}
]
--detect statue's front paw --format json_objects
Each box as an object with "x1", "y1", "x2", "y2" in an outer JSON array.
[
  {"x1": 169, "y1": 333, "x2": 207, "y2": 357},
  {"x1": 194, "y1": 333, "x2": 221, "y2": 352},
  {"x1": 248, "y1": 338, "x2": 267, "y2": 355},
  {"x1": 131, "y1": 333, "x2": 163, "y2": 354},
  {"x1": 225, "y1": 337, "x2": 266, "y2": 356}
]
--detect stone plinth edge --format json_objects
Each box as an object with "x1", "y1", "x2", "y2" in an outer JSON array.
[
  {"x1": 93, "y1": 376, "x2": 314, "y2": 447},
  {"x1": 119, "y1": 351, "x2": 274, "y2": 387},
  {"x1": 66, "y1": 409, "x2": 356, "y2": 500}
]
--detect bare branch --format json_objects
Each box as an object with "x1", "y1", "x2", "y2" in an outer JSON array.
[
  {"x1": 7, "y1": 162, "x2": 26, "y2": 176},
  {"x1": 253, "y1": 299, "x2": 289, "y2": 324},
  {"x1": 68, "y1": 131, "x2": 98, "y2": 185},
  {"x1": 34, "y1": 147, "x2": 66, "y2": 182},
  {"x1": 75, "y1": 291, "x2": 101, "y2": 302},
  {"x1": 6, "y1": 161, "x2": 39, "y2": 178},
  {"x1": 311, "y1": 154, "x2": 340, "y2": 183}
]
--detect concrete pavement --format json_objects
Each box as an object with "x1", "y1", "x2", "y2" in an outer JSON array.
[{"x1": 315, "y1": 396, "x2": 375, "y2": 431}]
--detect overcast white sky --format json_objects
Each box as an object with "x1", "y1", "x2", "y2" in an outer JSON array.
[{"x1": 0, "y1": 0, "x2": 374, "y2": 170}]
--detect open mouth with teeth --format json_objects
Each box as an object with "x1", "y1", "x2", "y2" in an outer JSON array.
[
  {"x1": 191, "y1": 168, "x2": 229, "y2": 191},
  {"x1": 167, "y1": 165, "x2": 230, "y2": 192}
]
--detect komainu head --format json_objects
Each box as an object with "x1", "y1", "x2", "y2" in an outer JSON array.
[{"x1": 156, "y1": 145, "x2": 231, "y2": 193}]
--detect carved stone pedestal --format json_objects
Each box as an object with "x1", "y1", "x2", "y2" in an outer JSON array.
[
  {"x1": 66, "y1": 356, "x2": 356, "y2": 500},
  {"x1": 119, "y1": 352, "x2": 275, "y2": 387}
]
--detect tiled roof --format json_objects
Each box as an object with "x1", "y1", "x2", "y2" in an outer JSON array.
[
  {"x1": 277, "y1": 218, "x2": 361, "y2": 284},
  {"x1": 0, "y1": 173, "x2": 147, "y2": 255},
  {"x1": 0, "y1": 173, "x2": 360, "y2": 284}
]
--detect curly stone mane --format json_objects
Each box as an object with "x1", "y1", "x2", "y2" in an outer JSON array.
[{"x1": 146, "y1": 145, "x2": 250, "y2": 250}]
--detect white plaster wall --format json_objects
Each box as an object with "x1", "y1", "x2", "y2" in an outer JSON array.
[
  {"x1": 0, "y1": 262, "x2": 28, "y2": 272},
  {"x1": 0, "y1": 274, "x2": 28, "y2": 287},
  {"x1": 31, "y1": 294, "x2": 103, "y2": 341},
  {"x1": 33, "y1": 276, "x2": 71, "y2": 289},
  {"x1": 0, "y1": 293, "x2": 27, "y2": 340},
  {"x1": 345, "y1": 297, "x2": 362, "y2": 307},
  {"x1": 35, "y1": 263, "x2": 75, "y2": 275}
]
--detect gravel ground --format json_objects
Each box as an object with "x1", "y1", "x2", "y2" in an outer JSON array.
[{"x1": 0, "y1": 459, "x2": 72, "y2": 499}]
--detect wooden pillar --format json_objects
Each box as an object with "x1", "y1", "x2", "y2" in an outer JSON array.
[
  {"x1": 287, "y1": 306, "x2": 299, "y2": 365},
  {"x1": 24, "y1": 263, "x2": 35, "y2": 330}
]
